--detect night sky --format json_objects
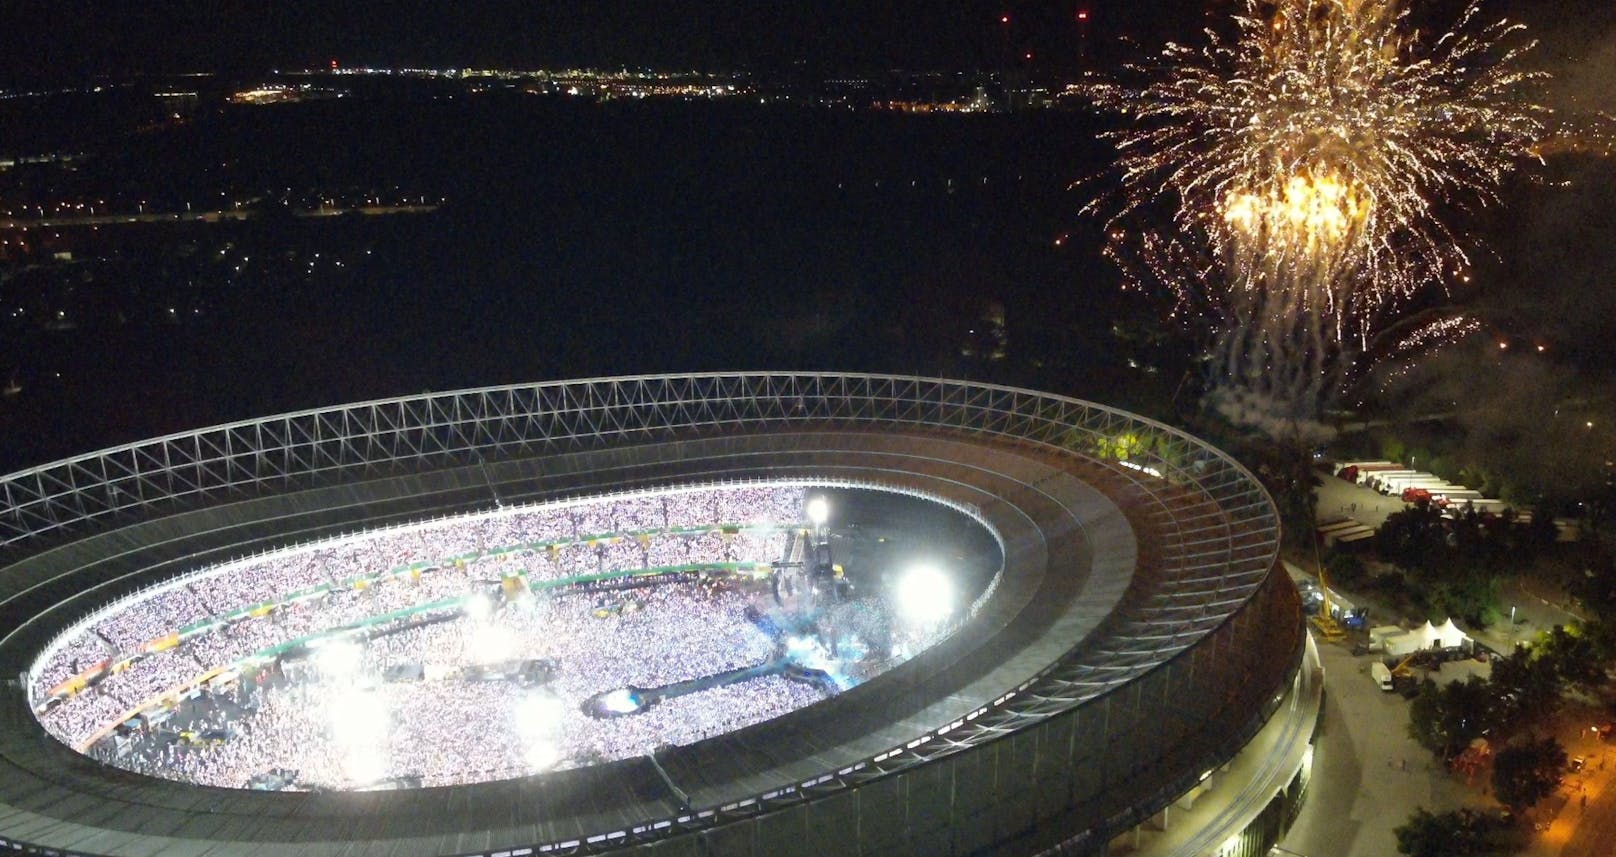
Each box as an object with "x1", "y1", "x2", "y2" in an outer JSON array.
[{"x1": 3, "y1": 0, "x2": 1610, "y2": 82}]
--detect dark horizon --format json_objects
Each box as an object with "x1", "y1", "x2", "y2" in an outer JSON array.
[
  {"x1": 2, "y1": 1, "x2": 1167, "y2": 82},
  {"x1": 3, "y1": 0, "x2": 1610, "y2": 84}
]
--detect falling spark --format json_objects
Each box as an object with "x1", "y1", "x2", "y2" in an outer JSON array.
[{"x1": 1086, "y1": 0, "x2": 1545, "y2": 427}]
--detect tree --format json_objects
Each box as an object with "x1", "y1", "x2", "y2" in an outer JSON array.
[
  {"x1": 1563, "y1": 542, "x2": 1616, "y2": 663},
  {"x1": 1374, "y1": 340, "x2": 1616, "y2": 514},
  {"x1": 1232, "y1": 433, "x2": 1319, "y2": 550},
  {"x1": 1395, "y1": 807, "x2": 1491, "y2": 857},
  {"x1": 1408, "y1": 676, "x2": 1497, "y2": 757},
  {"x1": 1450, "y1": 505, "x2": 1506, "y2": 573},
  {"x1": 1580, "y1": 616, "x2": 1616, "y2": 666},
  {"x1": 1534, "y1": 624, "x2": 1606, "y2": 689},
  {"x1": 1488, "y1": 644, "x2": 1563, "y2": 728},
  {"x1": 1492, "y1": 737, "x2": 1567, "y2": 813},
  {"x1": 1425, "y1": 572, "x2": 1502, "y2": 626},
  {"x1": 1376, "y1": 502, "x2": 1450, "y2": 575},
  {"x1": 1568, "y1": 540, "x2": 1616, "y2": 619},
  {"x1": 1520, "y1": 511, "x2": 1559, "y2": 556},
  {"x1": 1325, "y1": 550, "x2": 1369, "y2": 589}
]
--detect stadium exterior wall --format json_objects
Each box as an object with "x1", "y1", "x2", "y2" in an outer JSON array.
[{"x1": 0, "y1": 374, "x2": 1305, "y2": 857}]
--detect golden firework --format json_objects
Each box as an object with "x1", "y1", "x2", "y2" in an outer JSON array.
[{"x1": 1089, "y1": 0, "x2": 1545, "y2": 423}]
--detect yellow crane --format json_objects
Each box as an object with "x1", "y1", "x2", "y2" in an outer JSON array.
[{"x1": 1310, "y1": 565, "x2": 1346, "y2": 640}]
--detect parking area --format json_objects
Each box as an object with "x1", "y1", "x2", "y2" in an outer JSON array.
[
  {"x1": 1276, "y1": 612, "x2": 1615, "y2": 857},
  {"x1": 1278, "y1": 635, "x2": 1492, "y2": 857}
]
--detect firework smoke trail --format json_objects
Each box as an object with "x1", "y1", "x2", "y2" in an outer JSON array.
[{"x1": 1088, "y1": 0, "x2": 1544, "y2": 433}]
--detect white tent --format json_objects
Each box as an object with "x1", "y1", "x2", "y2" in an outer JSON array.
[
  {"x1": 1370, "y1": 620, "x2": 1473, "y2": 657},
  {"x1": 1433, "y1": 618, "x2": 1470, "y2": 649},
  {"x1": 1407, "y1": 619, "x2": 1471, "y2": 651}
]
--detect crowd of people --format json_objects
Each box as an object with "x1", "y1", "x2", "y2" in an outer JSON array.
[
  {"x1": 100, "y1": 579, "x2": 845, "y2": 790},
  {"x1": 39, "y1": 687, "x2": 130, "y2": 749},
  {"x1": 92, "y1": 648, "x2": 205, "y2": 709},
  {"x1": 32, "y1": 485, "x2": 810, "y2": 751},
  {"x1": 92, "y1": 586, "x2": 212, "y2": 651}
]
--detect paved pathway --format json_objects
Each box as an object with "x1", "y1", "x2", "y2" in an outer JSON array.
[
  {"x1": 1277, "y1": 635, "x2": 1484, "y2": 857},
  {"x1": 1314, "y1": 473, "x2": 1403, "y2": 530},
  {"x1": 1531, "y1": 720, "x2": 1616, "y2": 857},
  {"x1": 1563, "y1": 756, "x2": 1616, "y2": 857},
  {"x1": 1275, "y1": 596, "x2": 1616, "y2": 857},
  {"x1": 1295, "y1": 474, "x2": 1608, "y2": 854}
]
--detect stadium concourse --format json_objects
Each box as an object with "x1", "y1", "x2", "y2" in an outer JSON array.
[{"x1": 0, "y1": 374, "x2": 1319, "y2": 857}]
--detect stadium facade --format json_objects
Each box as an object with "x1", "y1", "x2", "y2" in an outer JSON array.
[{"x1": 0, "y1": 373, "x2": 1320, "y2": 857}]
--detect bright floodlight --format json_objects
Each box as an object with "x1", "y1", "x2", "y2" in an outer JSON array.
[
  {"x1": 465, "y1": 591, "x2": 495, "y2": 621},
  {"x1": 518, "y1": 693, "x2": 565, "y2": 728},
  {"x1": 470, "y1": 625, "x2": 517, "y2": 664},
  {"x1": 315, "y1": 638, "x2": 364, "y2": 678},
  {"x1": 601, "y1": 688, "x2": 642, "y2": 715},
  {"x1": 344, "y1": 745, "x2": 388, "y2": 784},
  {"x1": 516, "y1": 692, "x2": 566, "y2": 770},
  {"x1": 896, "y1": 564, "x2": 954, "y2": 625},
  {"x1": 806, "y1": 496, "x2": 830, "y2": 527},
  {"x1": 525, "y1": 740, "x2": 560, "y2": 772},
  {"x1": 328, "y1": 688, "x2": 389, "y2": 783},
  {"x1": 330, "y1": 688, "x2": 387, "y2": 736}
]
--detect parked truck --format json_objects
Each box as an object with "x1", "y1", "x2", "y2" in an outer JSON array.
[{"x1": 1372, "y1": 661, "x2": 1394, "y2": 691}]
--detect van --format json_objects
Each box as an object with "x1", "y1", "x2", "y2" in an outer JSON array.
[{"x1": 1371, "y1": 661, "x2": 1394, "y2": 691}]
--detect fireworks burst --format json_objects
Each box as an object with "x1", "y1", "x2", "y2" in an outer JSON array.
[
  {"x1": 1088, "y1": 0, "x2": 1545, "y2": 430},
  {"x1": 1387, "y1": 314, "x2": 1483, "y2": 356}
]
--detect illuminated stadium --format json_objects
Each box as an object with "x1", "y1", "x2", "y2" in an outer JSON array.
[
  {"x1": 0, "y1": 374, "x2": 1321, "y2": 857},
  {"x1": 30, "y1": 484, "x2": 998, "y2": 791}
]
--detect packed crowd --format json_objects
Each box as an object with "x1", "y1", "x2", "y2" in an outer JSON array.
[
  {"x1": 92, "y1": 586, "x2": 212, "y2": 652},
  {"x1": 103, "y1": 579, "x2": 847, "y2": 790},
  {"x1": 38, "y1": 689, "x2": 131, "y2": 749},
  {"x1": 92, "y1": 648, "x2": 205, "y2": 709},
  {"x1": 32, "y1": 485, "x2": 808, "y2": 747}
]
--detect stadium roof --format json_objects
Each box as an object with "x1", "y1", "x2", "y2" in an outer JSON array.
[{"x1": 0, "y1": 374, "x2": 1284, "y2": 857}]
